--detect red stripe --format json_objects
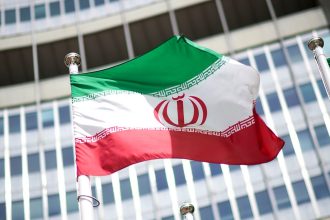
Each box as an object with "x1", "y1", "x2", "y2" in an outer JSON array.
[{"x1": 75, "y1": 112, "x2": 284, "y2": 176}]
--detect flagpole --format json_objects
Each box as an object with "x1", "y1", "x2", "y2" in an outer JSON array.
[
  {"x1": 65, "y1": 53, "x2": 94, "y2": 220},
  {"x1": 308, "y1": 37, "x2": 330, "y2": 99},
  {"x1": 180, "y1": 202, "x2": 195, "y2": 220}
]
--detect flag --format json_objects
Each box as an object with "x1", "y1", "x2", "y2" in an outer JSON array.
[
  {"x1": 70, "y1": 36, "x2": 284, "y2": 176},
  {"x1": 328, "y1": 57, "x2": 330, "y2": 67}
]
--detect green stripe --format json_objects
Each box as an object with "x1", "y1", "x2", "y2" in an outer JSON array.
[{"x1": 70, "y1": 36, "x2": 221, "y2": 98}]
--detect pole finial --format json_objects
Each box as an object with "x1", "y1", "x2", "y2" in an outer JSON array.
[
  {"x1": 180, "y1": 202, "x2": 195, "y2": 216},
  {"x1": 64, "y1": 52, "x2": 81, "y2": 67},
  {"x1": 308, "y1": 37, "x2": 324, "y2": 51}
]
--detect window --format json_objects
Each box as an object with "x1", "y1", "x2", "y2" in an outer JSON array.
[
  {"x1": 80, "y1": 0, "x2": 90, "y2": 10},
  {"x1": 311, "y1": 175, "x2": 330, "y2": 199},
  {"x1": 271, "y1": 48, "x2": 287, "y2": 67},
  {"x1": 20, "y1": 7, "x2": 31, "y2": 22},
  {"x1": 50, "y1": 1, "x2": 61, "y2": 17},
  {"x1": 162, "y1": 216, "x2": 174, "y2": 220},
  {"x1": 0, "y1": 202, "x2": 6, "y2": 219},
  {"x1": 283, "y1": 87, "x2": 300, "y2": 107},
  {"x1": 292, "y1": 180, "x2": 310, "y2": 204},
  {"x1": 120, "y1": 178, "x2": 132, "y2": 200},
  {"x1": 237, "y1": 196, "x2": 253, "y2": 219},
  {"x1": 300, "y1": 83, "x2": 316, "y2": 103},
  {"x1": 28, "y1": 153, "x2": 40, "y2": 173},
  {"x1": 191, "y1": 161, "x2": 205, "y2": 181},
  {"x1": 314, "y1": 125, "x2": 330, "y2": 147},
  {"x1": 66, "y1": 191, "x2": 78, "y2": 213},
  {"x1": 12, "y1": 200, "x2": 24, "y2": 220},
  {"x1": 65, "y1": 0, "x2": 75, "y2": 13},
  {"x1": 266, "y1": 92, "x2": 281, "y2": 112},
  {"x1": 273, "y1": 185, "x2": 291, "y2": 209},
  {"x1": 45, "y1": 150, "x2": 57, "y2": 170},
  {"x1": 155, "y1": 169, "x2": 168, "y2": 191},
  {"x1": 48, "y1": 194, "x2": 60, "y2": 216},
  {"x1": 10, "y1": 155, "x2": 22, "y2": 176},
  {"x1": 297, "y1": 129, "x2": 314, "y2": 151},
  {"x1": 9, "y1": 114, "x2": 20, "y2": 134},
  {"x1": 255, "y1": 190, "x2": 273, "y2": 215},
  {"x1": 287, "y1": 44, "x2": 303, "y2": 63},
  {"x1": 229, "y1": 165, "x2": 240, "y2": 172},
  {"x1": 59, "y1": 105, "x2": 71, "y2": 124},
  {"x1": 0, "y1": 117, "x2": 3, "y2": 135},
  {"x1": 317, "y1": 79, "x2": 328, "y2": 98},
  {"x1": 62, "y1": 146, "x2": 74, "y2": 166},
  {"x1": 0, "y1": 158, "x2": 4, "y2": 178},
  {"x1": 95, "y1": 0, "x2": 105, "y2": 6},
  {"x1": 26, "y1": 111, "x2": 37, "y2": 130},
  {"x1": 30, "y1": 197, "x2": 43, "y2": 219},
  {"x1": 217, "y1": 200, "x2": 234, "y2": 220},
  {"x1": 102, "y1": 182, "x2": 114, "y2": 204},
  {"x1": 5, "y1": 9, "x2": 16, "y2": 24},
  {"x1": 255, "y1": 53, "x2": 269, "y2": 72},
  {"x1": 238, "y1": 58, "x2": 250, "y2": 66},
  {"x1": 209, "y1": 163, "x2": 222, "y2": 176},
  {"x1": 255, "y1": 98, "x2": 264, "y2": 115},
  {"x1": 35, "y1": 4, "x2": 46, "y2": 19},
  {"x1": 137, "y1": 173, "x2": 151, "y2": 196},
  {"x1": 173, "y1": 163, "x2": 186, "y2": 186},
  {"x1": 200, "y1": 205, "x2": 214, "y2": 220},
  {"x1": 42, "y1": 108, "x2": 54, "y2": 128},
  {"x1": 281, "y1": 135, "x2": 294, "y2": 156}
]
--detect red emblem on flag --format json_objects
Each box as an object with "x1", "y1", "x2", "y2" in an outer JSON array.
[{"x1": 154, "y1": 94, "x2": 207, "y2": 127}]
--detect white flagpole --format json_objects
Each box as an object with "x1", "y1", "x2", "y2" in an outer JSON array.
[
  {"x1": 64, "y1": 53, "x2": 94, "y2": 220},
  {"x1": 308, "y1": 37, "x2": 330, "y2": 99},
  {"x1": 180, "y1": 203, "x2": 195, "y2": 220}
]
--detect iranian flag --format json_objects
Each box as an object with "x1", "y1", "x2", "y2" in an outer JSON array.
[{"x1": 70, "y1": 36, "x2": 284, "y2": 176}]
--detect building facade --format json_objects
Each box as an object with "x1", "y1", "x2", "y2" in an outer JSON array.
[{"x1": 0, "y1": 0, "x2": 330, "y2": 219}]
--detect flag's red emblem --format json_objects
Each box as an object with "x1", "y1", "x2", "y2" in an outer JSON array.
[{"x1": 154, "y1": 94, "x2": 207, "y2": 127}]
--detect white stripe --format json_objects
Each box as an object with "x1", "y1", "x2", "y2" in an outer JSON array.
[{"x1": 4, "y1": 110, "x2": 12, "y2": 220}]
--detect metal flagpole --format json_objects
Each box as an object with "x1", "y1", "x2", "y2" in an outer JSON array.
[
  {"x1": 64, "y1": 52, "x2": 95, "y2": 220},
  {"x1": 308, "y1": 37, "x2": 330, "y2": 99},
  {"x1": 180, "y1": 203, "x2": 195, "y2": 220}
]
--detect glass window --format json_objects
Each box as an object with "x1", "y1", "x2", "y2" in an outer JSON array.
[
  {"x1": 66, "y1": 191, "x2": 78, "y2": 213},
  {"x1": 155, "y1": 169, "x2": 168, "y2": 191},
  {"x1": 255, "y1": 53, "x2": 269, "y2": 72},
  {"x1": 173, "y1": 163, "x2": 186, "y2": 186},
  {"x1": 300, "y1": 83, "x2": 317, "y2": 103},
  {"x1": 28, "y1": 153, "x2": 40, "y2": 173},
  {"x1": 35, "y1": 4, "x2": 46, "y2": 19},
  {"x1": 65, "y1": 0, "x2": 75, "y2": 13},
  {"x1": 0, "y1": 117, "x2": 3, "y2": 135},
  {"x1": 317, "y1": 79, "x2": 328, "y2": 98},
  {"x1": 48, "y1": 194, "x2": 60, "y2": 216},
  {"x1": 209, "y1": 163, "x2": 222, "y2": 176},
  {"x1": 95, "y1": 0, "x2": 105, "y2": 6},
  {"x1": 229, "y1": 165, "x2": 240, "y2": 172},
  {"x1": 138, "y1": 173, "x2": 151, "y2": 196},
  {"x1": 162, "y1": 216, "x2": 174, "y2": 220},
  {"x1": 26, "y1": 111, "x2": 37, "y2": 131},
  {"x1": 314, "y1": 124, "x2": 330, "y2": 147},
  {"x1": 217, "y1": 200, "x2": 234, "y2": 220},
  {"x1": 102, "y1": 182, "x2": 114, "y2": 204},
  {"x1": 20, "y1": 7, "x2": 31, "y2": 22},
  {"x1": 80, "y1": 0, "x2": 90, "y2": 10},
  {"x1": 238, "y1": 58, "x2": 250, "y2": 66},
  {"x1": 283, "y1": 87, "x2": 300, "y2": 107},
  {"x1": 266, "y1": 92, "x2": 281, "y2": 112},
  {"x1": 255, "y1": 190, "x2": 273, "y2": 215},
  {"x1": 0, "y1": 202, "x2": 6, "y2": 219},
  {"x1": 50, "y1": 1, "x2": 61, "y2": 17},
  {"x1": 10, "y1": 155, "x2": 22, "y2": 176},
  {"x1": 292, "y1": 180, "x2": 310, "y2": 204},
  {"x1": 281, "y1": 135, "x2": 294, "y2": 156},
  {"x1": 12, "y1": 200, "x2": 24, "y2": 220},
  {"x1": 273, "y1": 185, "x2": 291, "y2": 209},
  {"x1": 5, "y1": 9, "x2": 16, "y2": 24},
  {"x1": 297, "y1": 129, "x2": 314, "y2": 151},
  {"x1": 62, "y1": 146, "x2": 74, "y2": 166},
  {"x1": 255, "y1": 98, "x2": 264, "y2": 115},
  {"x1": 191, "y1": 161, "x2": 205, "y2": 181},
  {"x1": 287, "y1": 44, "x2": 303, "y2": 63},
  {"x1": 237, "y1": 196, "x2": 253, "y2": 219},
  {"x1": 45, "y1": 150, "x2": 57, "y2": 170},
  {"x1": 59, "y1": 105, "x2": 71, "y2": 124},
  {"x1": 42, "y1": 108, "x2": 54, "y2": 128},
  {"x1": 200, "y1": 205, "x2": 214, "y2": 220},
  {"x1": 271, "y1": 48, "x2": 287, "y2": 67},
  {"x1": 120, "y1": 178, "x2": 132, "y2": 200},
  {"x1": 30, "y1": 197, "x2": 43, "y2": 219},
  {"x1": 9, "y1": 114, "x2": 20, "y2": 134},
  {"x1": 0, "y1": 158, "x2": 4, "y2": 178},
  {"x1": 311, "y1": 175, "x2": 330, "y2": 199}
]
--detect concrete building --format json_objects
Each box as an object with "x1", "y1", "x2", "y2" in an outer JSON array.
[{"x1": 0, "y1": 0, "x2": 330, "y2": 219}]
